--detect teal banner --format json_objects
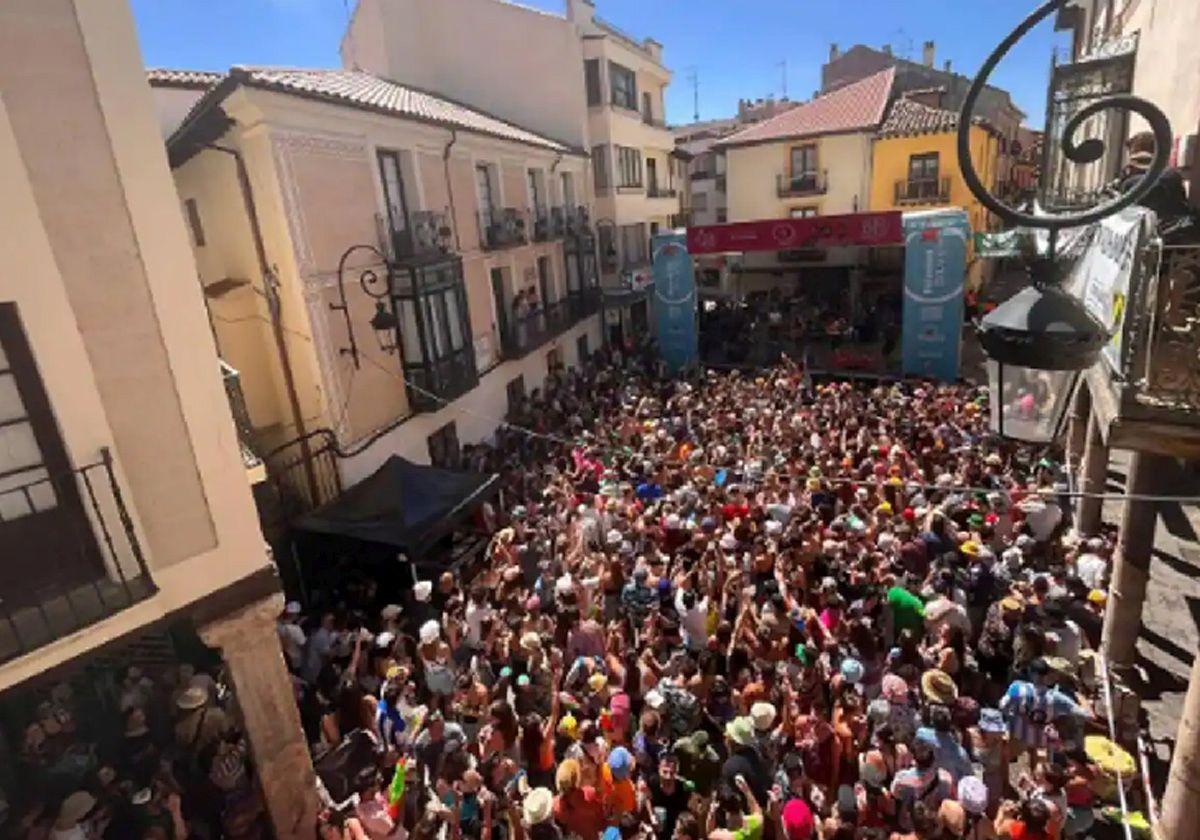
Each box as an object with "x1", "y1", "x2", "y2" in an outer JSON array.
[
  {"x1": 651, "y1": 232, "x2": 698, "y2": 374},
  {"x1": 901, "y1": 209, "x2": 969, "y2": 381}
]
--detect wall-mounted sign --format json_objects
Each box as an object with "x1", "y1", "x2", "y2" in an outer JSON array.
[{"x1": 686, "y1": 211, "x2": 903, "y2": 255}]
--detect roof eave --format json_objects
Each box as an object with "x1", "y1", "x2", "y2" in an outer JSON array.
[{"x1": 719, "y1": 125, "x2": 879, "y2": 150}]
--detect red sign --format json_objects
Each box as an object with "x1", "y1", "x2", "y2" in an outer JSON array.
[{"x1": 686, "y1": 211, "x2": 903, "y2": 254}]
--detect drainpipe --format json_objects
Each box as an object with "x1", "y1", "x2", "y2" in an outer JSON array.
[
  {"x1": 443, "y1": 129, "x2": 462, "y2": 251},
  {"x1": 204, "y1": 142, "x2": 320, "y2": 507}
]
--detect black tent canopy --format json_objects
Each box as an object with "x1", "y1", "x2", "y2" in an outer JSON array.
[{"x1": 294, "y1": 455, "x2": 499, "y2": 557}]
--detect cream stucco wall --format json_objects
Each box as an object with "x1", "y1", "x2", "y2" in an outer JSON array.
[
  {"x1": 724, "y1": 132, "x2": 875, "y2": 222},
  {"x1": 1123, "y1": 0, "x2": 1200, "y2": 165},
  {"x1": 170, "y1": 83, "x2": 596, "y2": 488},
  {"x1": 0, "y1": 0, "x2": 273, "y2": 689},
  {"x1": 342, "y1": 0, "x2": 588, "y2": 149}
]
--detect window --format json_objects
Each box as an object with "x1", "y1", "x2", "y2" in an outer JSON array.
[
  {"x1": 0, "y1": 313, "x2": 59, "y2": 521},
  {"x1": 546, "y1": 346, "x2": 563, "y2": 373},
  {"x1": 380, "y1": 150, "x2": 418, "y2": 254},
  {"x1": 427, "y1": 421, "x2": 460, "y2": 469},
  {"x1": 592, "y1": 145, "x2": 609, "y2": 190},
  {"x1": 693, "y1": 192, "x2": 710, "y2": 211},
  {"x1": 183, "y1": 198, "x2": 205, "y2": 247},
  {"x1": 527, "y1": 169, "x2": 545, "y2": 212},
  {"x1": 619, "y1": 222, "x2": 648, "y2": 266},
  {"x1": 584, "y1": 59, "x2": 602, "y2": 106},
  {"x1": 615, "y1": 146, "x2": 643, "y2": 188},
  {"x1": 790, "y1": 144, "x2": 818, "y2": 176},
  {"x1": 598, "y1": 224, "x2": 617, "y2": 272},
  {"x1": 609, "y1": 61, "x2": 637, "y2": 110},
  {"x1": 789, "y1": 207, "x2": 818, "y2": 218},
  {"x1": 908, "y1": 152, "x2": 940, "y2": 183},
  {"x1": 576, "y1": 333, "x2": 590, "y2": 362},
  {"x1": 476, "y1": 164, "x2": 496, "y2": 213},
  {"x1": 560, "y1": 172, "x2": 576, "y2": 209},
  {"x1": 642, "y1": 91, "x2": 654, "y2": 123},
  {"x1": 716, "y1": 208, "x2": 728, "y2": 223}
]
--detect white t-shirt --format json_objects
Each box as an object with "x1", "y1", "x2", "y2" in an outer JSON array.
[
  {"x1": 1024, "y1": 500, "x2": 1063, "y2": 542},
  {"x1": 675, "y1": 589, "x2": 709, "y2": 645},
  {"x1": 924, "y1": 596, "x2": 971, "y2": 635},
  {"x1": 277, "y1": 621, "x2": 306, "y2": 670},
  {"x1": 465, "y1": 601, "x2": 490, "y2": 645},
  {"x1": 1076, "y1": 553, "x2": 1108, "y2": 589},
  {"x1": 1048, "y1": 619, "x2": 1083, "y2": 661}
]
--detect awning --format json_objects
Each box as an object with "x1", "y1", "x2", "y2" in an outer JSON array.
[{"x1": 294, "y1": 455, "x2": 498, "y2": 557}]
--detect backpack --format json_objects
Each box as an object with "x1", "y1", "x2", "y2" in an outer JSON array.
[{"x1": 658, "y1": 684, "x2": 701, "y2": 738}]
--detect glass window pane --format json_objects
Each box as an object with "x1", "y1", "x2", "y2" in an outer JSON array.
[
  {"x1": 425, "y1": 295, "x2": 448, "y2": 359},
  {"x1": 0, "y1": 466, "x2": 56, "y2": 520},
  {"x1": 0, "y1": 372, "x2": 28, "y2": 423},
  {"x1": 399, "y1": 299, "x2": 424, "y2": 364},
  {"x1": 444, "y1": 289, "x2": 465, "y2": 351},
  {"x1": 0, "y1": 420, "x2": 42, "y2": 472}
]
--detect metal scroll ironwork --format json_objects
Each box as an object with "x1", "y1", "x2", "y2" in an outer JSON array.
[
  {"x1": 956, "y1": 0, "x2": 1172, "y2": 234},
  {"x1": 331, "y1": 243, "x2": 392, "y2": 368}
]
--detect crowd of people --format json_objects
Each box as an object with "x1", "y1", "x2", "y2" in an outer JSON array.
[{"x1": 282, "y1": 340, "x2": 1139, "y2": 840}]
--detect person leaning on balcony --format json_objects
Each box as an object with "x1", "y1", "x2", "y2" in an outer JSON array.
[{"x1": 1118, "y1": 131, "x2": 1197, "y2": 235}]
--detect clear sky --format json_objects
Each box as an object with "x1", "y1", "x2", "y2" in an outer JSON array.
[{"x1": 130, "y1": 0, "x2": 1071, "y2": 128}]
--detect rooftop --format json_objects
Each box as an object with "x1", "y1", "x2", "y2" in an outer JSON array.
[
  {"x1": 719, "y1": 67, "x2": 895, "y2": 148},
  {"x1": 165, "y1": 66, "x2": 579, "y2": 156},
  {"x1": 877, "y1": 95, "x2": 998, "y2": 138},
  {"x1": 146, "y1": 68, "x2": 223, "y2": 90}
]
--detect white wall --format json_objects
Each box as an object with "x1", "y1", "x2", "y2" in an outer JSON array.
[
  {"x1": 149, "y1": 85, "x2": 206, "y2": 139},
  {"x1": 343, "y1": 0, "x2": 589, "y2": 149}
]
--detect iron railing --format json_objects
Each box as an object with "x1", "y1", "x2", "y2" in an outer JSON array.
[
  {"x1": 777, "y1": 171, "x2": 828, "y2": 197},
  {"x1": 1125, "y1": 243, "x2": 1200, "y2": 414},
  {"x1": 221, "y1": 361, "x2": 263, "y2": 471},
  {"x1": 0, "y1": 448, "x2": 155, "y2": 665},
  {"x1": 670, "y1": 211, "x2": 693, "y2": 229},
  {"x1": 565, "y1": 206, "x2": 592, "y2": 237},
  {"x1": 499, "y1": 288, "x2": 601, "y2": 361},
  {"x1": 478, "y1": 207, "x2": 528, "y2": 250},
  {"x1": 378, "y1": 209, "x2": 454, "y2": 262},
  {"x1": 894, "y1": 177, "x2": 952, "y2": 205},
  {"x1": 647, "y1": 184, "x2": 678, "y2": 198}
]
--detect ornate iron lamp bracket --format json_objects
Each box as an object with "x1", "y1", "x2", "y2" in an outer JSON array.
[
  {"x1": 956, "y1": 0, "x2": 1173, "y2": 256},
  {"x1": 331, "y1": 243, "x2": 393, "y2": 369}
]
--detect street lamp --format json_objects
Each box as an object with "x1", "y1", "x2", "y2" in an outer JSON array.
[
  {"x1": 956, "y1": 0, "x2": 1172, "y2": 441},
  {"x1": 331, "y1": 243, "x2": 397, "y2": 368}
]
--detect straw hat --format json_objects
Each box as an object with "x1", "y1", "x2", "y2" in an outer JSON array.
[
  {"x1": 725, "y1": 716, "x2": 756, "y2": 747},
  {"x1": 177, "y1": 686, "x2": 208, "y2": 712},
  {"x1": 522, "y1": 787, "x2": 554, "y2": 826},
  {"x1": 921, "y1": 669, "x2": 958, "y2": 705},
  {"x1": 55, "y1": 791, "x2": 96, "y2": 830}
]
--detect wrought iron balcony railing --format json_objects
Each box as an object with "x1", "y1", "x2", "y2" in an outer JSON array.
[
  {"x1": 379, "y1": 210, "x2": 454, "y2": 262},
  {"x1": 221, "y1": 361, "x2": 263, "y2": 472},
  {"x1": 647, "y1": 184, "x2": 678, "y2": 198},
  {"x1": 777, "y1": 171, "x2": 828, "y2": 198},
  {"x1": 0, "y1": 449, "x2": 155, "y2": 665},
  {"x1": 478, "y1": 207, "x2": 528, "y2": 250},
  {"x1": 894, "y1": 177, "x2": 952, "y2": 205},
  {"x1": 565, "y1": 206, "x2": 592, "y2": 237}
]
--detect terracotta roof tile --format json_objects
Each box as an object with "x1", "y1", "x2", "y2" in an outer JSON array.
[
  {"x1": 231, "y1": 67, "x2": 574, "y2": 153},
  {"x1": 719, "y1": 67, "x2": 895, "y2": 147},
  {"x1": 146, "y1": 68, "x2": 224, "y2": 89},
  {"x1": 878, "y1": 97, "x2": 960, "y2": 137}
]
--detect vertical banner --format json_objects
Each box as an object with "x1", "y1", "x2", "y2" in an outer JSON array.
[
  {"x1": 651, "y1": 232, "x2": 699, "y2": 374},
  {"x1": 901, "y1": 209, "x2": 970, "y2": 381}
]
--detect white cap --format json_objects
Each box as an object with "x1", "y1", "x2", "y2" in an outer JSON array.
[
  {"x1": 284, "y1": 601, "x2": 302, "y2": 616},
  {"x1": 419, "y1": 620, "x2": 440, "y2": 645},
  {"x1": 413, "y1": 581, "x2": 433, "y2": 602}
]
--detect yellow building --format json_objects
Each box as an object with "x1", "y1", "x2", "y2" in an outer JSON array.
[
  {"x1": 869, "y1": 94, "x2": 1002, "y2": 288},
  {"x1": 1, "y1": 1, "x2": 315, "y2": 835}
]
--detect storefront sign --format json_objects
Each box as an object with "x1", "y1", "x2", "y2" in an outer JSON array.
[
  {"x1": 651, "y1": 232, "x2": 698, "y2": 373},
  {"x1": 686, "y1": 211, "x2": 903, "y2": 255},
  {"x1": 1067, "y1": 207, "x2": 1151, "y2": 374},
  {"x1": 901, "y1": 209, "x2": 969, "y2": 381}
]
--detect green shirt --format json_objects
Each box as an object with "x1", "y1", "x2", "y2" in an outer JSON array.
[
  {"x1": 887, "y1": 586, "x2": 926, "y2": 633},
  {"x1": 733, "y1": 813, "x2": 763, "y2": 840}
]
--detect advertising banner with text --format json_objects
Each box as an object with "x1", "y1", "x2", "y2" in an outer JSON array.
[
  {"x1": 651, "y1": 232, "x2": 699, "y2": 374},
  {"x1": 901, "y1": 209, "x2": 970, "y2": 382},
  {"x1": 686, "y1": 211, "x2": 903, "y2": 254}
]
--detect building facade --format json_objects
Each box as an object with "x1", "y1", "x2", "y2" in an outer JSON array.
[
  {"x1": 0, "y1": 1, "x2": 315, "y2": 836},
  {"x1": 1049, "y1": 0, "x2": 1199, "y2": 207},
  {"x1": 160, "y1": 67, "x2": 601, "y2": 503},
  {"x1": 869, "y1": 95, "x2": 1002, "y2": 287}
]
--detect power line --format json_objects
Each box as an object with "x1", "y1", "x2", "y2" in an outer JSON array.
[{"x1": 353, "y1": 354, "x2": 1200, "y2": 505}]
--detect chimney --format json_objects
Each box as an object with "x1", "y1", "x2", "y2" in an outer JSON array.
[
  {"x1": 882, "y1": 44, "x2": 892, "y2": 57},
  {"x1": 643, "y1": 38, "x2": 663, "y2": 63},
  {"x1": 923, "y1": 40, "x2": 936, "y2": 68},
  {"x1": 944, "y1": 59, "x2": 952, "y2": 73},
  {"x1": 829, "y1": 43, "x2": 840, "y2": 62}
]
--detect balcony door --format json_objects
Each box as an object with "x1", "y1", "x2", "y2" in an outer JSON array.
[
  {"x1": 0, "y1": 305, "x2": 102, "y2": 600},
  {"x1": 646, "y1": 158, "x2": 659, "y2": 194},
  {"x1": 378, "y1": 150, "x2": 413, "y2": 257},
  {"x1": 908, "y1": 153, "x2": 940, "y2": 198}
]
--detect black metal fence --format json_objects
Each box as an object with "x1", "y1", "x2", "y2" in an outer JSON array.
[{"x1": 0, "y1": 448, "x2": 155, "y2": 665}]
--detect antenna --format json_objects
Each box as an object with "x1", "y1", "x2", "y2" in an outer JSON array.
[
  {"x1": 778, "y1": 59, "x2": 788, "y2": 99},
  {"x1": 685, "y1": 67, "x2": 699, "y2": 121}
]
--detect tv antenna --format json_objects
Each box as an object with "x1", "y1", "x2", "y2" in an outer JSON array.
[
  {"x1": 685, "y1": 67, "x2": 699, "y2": 121},
  {"x1": 778, "y1": 59, "x2": 788, "y2": 99}
]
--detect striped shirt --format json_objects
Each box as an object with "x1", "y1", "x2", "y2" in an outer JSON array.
[{"x1": 999, "y1": 680, "x2": 1085, "y2": 747}]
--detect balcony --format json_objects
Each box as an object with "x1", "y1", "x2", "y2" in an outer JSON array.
[
  {"x1": 567, "y1": 286, "x2": 602, "y2": 322},
  {"x1": 0, "y1": 449, "x2": 155, "y2": 665},
  {"x1": 642, "y1": 112, "x2": 668, "y2": 129},
  {"x1": 549, "y1": 206, "x2": 568, "y2": 238},
  {"x1": 670, "y1": 211, "x2": 693, "y2": 229},
  {"x1": 565, "y1": 205, "x2": 592, "y2": 237},
  {"x1": 647, "y1": 184, "x2": 678, "y2": 199},
  {"x1": 531, "y1": 206, "x2": 568, "y2": 242},
  {"x1": 500, "y1": 300, "x2": 571, "y2": 360},
  {"x1": 387, "y1": 209, "x2": 455, "y2": 262},
  {"x1": 894, "y1": 177, "x2": 951, "y2": 205},
  {"x1": 777, "y1": 171, "x2": 828, "y2": 198},
  {"x1": 716, "y1": 175, "x2": 727, "y2": 193},
  {"x1": 478, "y1": 207, "x2": 528, "y2": 250},
  {"x1": 690, "y1": 170, "x2": 712, "y2": 181}
]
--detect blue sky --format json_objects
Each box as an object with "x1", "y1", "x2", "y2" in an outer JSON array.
[{"x1": 131, "y1": 0, "x2": 1071, "y2": 128}]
